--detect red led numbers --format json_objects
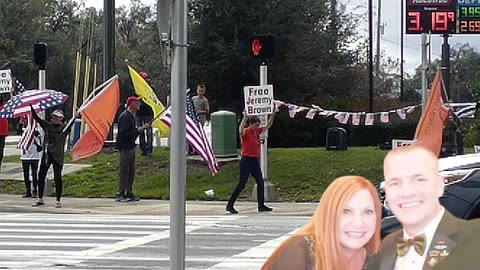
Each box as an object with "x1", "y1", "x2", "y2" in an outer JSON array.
[{"x1": 407, "y1": 11, "x2": 421, "y2": 32}]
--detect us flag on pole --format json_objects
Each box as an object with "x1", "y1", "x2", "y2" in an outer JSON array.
[
  {"x1": 12, "y1": 78, "x2": 37, "y2": 154},
  {"x1": 160, "y1": 94, "x2": 219, "y2": 175},
  {"x1": 17, "y1": 114, "x2": 36, "y2": 154}
]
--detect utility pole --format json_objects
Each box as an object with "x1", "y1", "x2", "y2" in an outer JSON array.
[
  {"x1": 421, "y1": 33, "x2": 428, "y2": 111},
  {"x1": 169, "y1": 0, "x2": 188, "y2": 269},
  {"x1": 368, "y1": 0, "x2": 374, "y2": 112},
  {"x1": 103, "y1": 0, "x2": 115, "y2": 81},
  {"x1": 442, "y1": 34, "x2": 450, "y2": 100},
  {"x1": 375, "y1": 0, "x2": 382, "y2": 75},
  {"x1": 400, "y1": 0, "x2": 404, "y2": 102}
]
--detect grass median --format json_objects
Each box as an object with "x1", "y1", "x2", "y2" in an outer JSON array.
[{"x1": 3, "y1": 147, "x2": 387, "y2": 202}]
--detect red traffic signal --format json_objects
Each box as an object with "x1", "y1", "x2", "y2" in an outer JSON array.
[{"x1": 251, "y1": 34, "x2": 275, "y2": 59}]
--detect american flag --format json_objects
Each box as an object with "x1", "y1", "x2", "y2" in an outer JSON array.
[
  {"x1": 12, "y1": 78, "x2": 36, "y2": 154},
  {"x1": 160, "y1": 94, "x2": 219, "y2": 175},
  {"x1": 0, "y1": 89, "x2": 68, "y2": 119},
  {"x1": 14, "y1": 78, "x2": 27, "y2": 94},
  {"x1": 17, "y1": 114, "x2": 36, "y2": 154}
]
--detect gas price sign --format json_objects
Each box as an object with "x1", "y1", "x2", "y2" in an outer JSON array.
[{"x1": 406, "y1": 0, "x2": 480, "y2": 34}]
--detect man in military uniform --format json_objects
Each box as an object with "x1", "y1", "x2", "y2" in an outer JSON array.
[{"x1": 367, "y1": 145, "x2": 480, "y2": 270}]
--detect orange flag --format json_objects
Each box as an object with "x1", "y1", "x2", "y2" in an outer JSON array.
[
  {"x1": 70, "y1": 77, "x2": 120, "y2": 161},
  {"x1": 413, "y1": 70, "x2": 450, "y2": 156}
]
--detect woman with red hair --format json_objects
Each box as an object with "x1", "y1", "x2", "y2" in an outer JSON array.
[{"x1": 262, "y1": 176, "x2": 382, "y2": 270}]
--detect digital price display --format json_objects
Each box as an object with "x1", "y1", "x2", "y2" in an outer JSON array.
[{"x1": 406, "y1": 0, "x2": 480, "y2": 34}]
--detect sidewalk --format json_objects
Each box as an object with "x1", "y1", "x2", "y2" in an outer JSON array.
[
  {"x1": 0, "y1": 193, "x2": 318, "y2": 216},
  {"x1": 0, "y1": 136, "x2": 318, "y2": 216}
]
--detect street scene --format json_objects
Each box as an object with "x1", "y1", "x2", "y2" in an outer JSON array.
[{"x1": 3, "y1": 0, "x2": 480, "y2": 269}]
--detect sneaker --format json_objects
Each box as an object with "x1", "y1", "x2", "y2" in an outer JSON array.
[
  {"x1": 115, "y1": 194, "x2": 126, "y2": 202},
  {"x1": 55, "y1": 201, "x2": 62, "y2": 208},
  {"x1": 226, "y1": 204, "x2": 238, "y2": 214},
  {"x1": 125, "y1": 193, "x2": 140, "y2": 201},
  {"x1": 22, "y1": 192, "x2": 32, "y2": 198},
  {"x1": 32, "y1": 199, "x2": 45, "y2": 207},
  {"x1": 258, "y1": 205, "x2": 273, "y2": 212}
]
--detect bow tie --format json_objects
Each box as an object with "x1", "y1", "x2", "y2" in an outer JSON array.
[{"x1": 396, "y1": 234, "x2": 426, "y2": 257}]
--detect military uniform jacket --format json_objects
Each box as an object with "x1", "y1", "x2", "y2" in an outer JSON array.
[{"x1": 367, "y1": 211, "x2": 480, "y2": 270}]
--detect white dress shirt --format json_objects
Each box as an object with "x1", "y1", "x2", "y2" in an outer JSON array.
[{"x1": 394, "y1": 207, "x2": 445, "y2": 270}]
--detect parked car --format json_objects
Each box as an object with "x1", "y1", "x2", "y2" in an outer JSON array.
[{"x1": 379, "y1": 153, "x2": 480, "y2": 238}]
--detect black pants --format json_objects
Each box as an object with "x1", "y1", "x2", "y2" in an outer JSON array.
[
  {"x1": 0, "y1": 135, "x2": 5, "y2": 165},
  {"x1": 227, "y1": 157, "x2": 265, "y2": 207},
  {"x1": 38, "y1": 152, "x2": 63, "y2": 201},
  {"x1": 118, "y1": 149, "x2": 135, "y2": 195},
  {"x1": 22, "y1": 160, "x2": 39, "y2": 193}
]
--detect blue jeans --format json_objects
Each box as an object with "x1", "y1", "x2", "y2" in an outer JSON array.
[
  {"x1": 136, "y1": 116, "x2": 153, "y2": 154},
  {"x1": 227, "y1": 157, "x2": 265, "y2": 207}
]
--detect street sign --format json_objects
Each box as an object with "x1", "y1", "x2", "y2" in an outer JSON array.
[
  {"x1": 0, "y1": 69, "x2": 13, "y2": 94},
  {"x1": 243, "y1": 85, "x2": 274, "y2": 116},
  {"x1": 406, "y1": 0, "x2": 480, "y2": 34}
]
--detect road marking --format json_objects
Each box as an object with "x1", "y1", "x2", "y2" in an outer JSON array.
[{"x1": 208, "y1": 228, "x2": 299, "y2": 269}]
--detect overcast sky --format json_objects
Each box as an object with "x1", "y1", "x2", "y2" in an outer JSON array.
[{"x1": 85, "y1": 0, "x2": 480, "y2": 74}]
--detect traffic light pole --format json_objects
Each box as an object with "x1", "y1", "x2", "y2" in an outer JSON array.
[
  {"x1": 169, "y1": 0, "x2": 188, "y2": 268},
  {"x1": 254, "y1": 63, "x2": 275, "y2": 202}
]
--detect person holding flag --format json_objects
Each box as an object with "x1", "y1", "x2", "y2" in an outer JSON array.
[
  {"x1": 115, "y1": 96, "x2": 150, "y2": 202},
  {"x1": 30, "y1": 105, "x2": 79, "y2": 208}
]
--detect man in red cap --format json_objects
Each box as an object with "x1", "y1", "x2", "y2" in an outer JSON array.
[{"x1": 115, "y1": 96, "x2": 149, "y2": 202}]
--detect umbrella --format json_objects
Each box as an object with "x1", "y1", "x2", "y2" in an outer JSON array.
[{"x1": 0, "y1": 89, "x2": 69, "y2": 118}]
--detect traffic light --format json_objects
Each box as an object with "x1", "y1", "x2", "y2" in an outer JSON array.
[
  {"x1": 34, "y1": 42, "x2": 47, "y2": 69},
  {"x1": 251, "y1": 34, "x2": 275, "y2": 59}
]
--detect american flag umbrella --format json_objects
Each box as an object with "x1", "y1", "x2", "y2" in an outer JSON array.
[{"x1": 0, "y1": 89, "x2": 69, "y2": 118}]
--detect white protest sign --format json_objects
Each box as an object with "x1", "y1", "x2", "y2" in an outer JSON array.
[
  {"x1": 0, "y1": 70, "x2": 13, "y2": 94},
  {"x1": 392, "y1": 139, "x2": 414, "y2": 149},
  {"x1": 243, "y1": 85, "x2": 274, "y2": 116}
]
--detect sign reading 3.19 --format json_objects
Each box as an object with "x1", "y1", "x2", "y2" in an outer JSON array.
[{"x1": 406, "y1": 0, "x2": 480, "y2": 34}]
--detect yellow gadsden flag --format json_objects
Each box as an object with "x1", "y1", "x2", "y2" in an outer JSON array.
[
  {"x1": 128, "y1": 65, "x2": 169, "y2": 137},
  {"x1": 413, "y1": 70, "x2": 450, "y2": 156}
]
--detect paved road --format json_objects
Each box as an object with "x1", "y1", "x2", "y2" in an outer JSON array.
[{"x1": 0, "y1": 212, "x2": 308, "y2": 269}]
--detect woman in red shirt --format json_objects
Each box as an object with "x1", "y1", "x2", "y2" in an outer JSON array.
[
  {"x1": 0, "y1": 94, "x2": 9, "y2": 171},
  {"x1": 226, "y1": 110, "x2": 275, "y2": 214}
]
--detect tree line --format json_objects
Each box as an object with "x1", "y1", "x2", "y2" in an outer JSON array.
[{"x1": 1, "y1": 0, "x2": 479, "y2": 146}]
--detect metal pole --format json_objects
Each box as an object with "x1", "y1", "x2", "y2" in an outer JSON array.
[
  {"x1": 259, "y1": 64, "x2": 268, "y2": 180},
  {"x1": 103, "y1": 0, "x2": 115, "y2": 81},
  {"x1": 375, "y1": 0, "x2": 382, "y2": 75},
  {"x1": 38, "y1": 70, "x2": 46, "y2": 90},
  {"x1": 103, "y1": 0, "x2": 115, "y2": 141},
  {"x1": 254, "y1": 64, "x2": 275, "y2": 202},
  {"x1": 170, "y1": 0, "x2": 187, "y2": 267},
  {"x1": 400, "y1": 0, "x2": 404, "y2": 102},
  {"x1": 421, "y1": 33, "x2": 428, "y2": 111},
  {"x1": 441, "y1": 34, "x2": 450, "y2": 100},
  {"x1": 368, "y1": 0, "x2": 374, "y2": 112}
]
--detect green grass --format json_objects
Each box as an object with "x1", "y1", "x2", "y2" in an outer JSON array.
[{"x1": 3, "y1": 147, "x2": 388, "y2": 202}]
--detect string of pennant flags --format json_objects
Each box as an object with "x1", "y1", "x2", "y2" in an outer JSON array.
[{"x1": 273, "y1": 100, "x2": 478, "y2": 126}]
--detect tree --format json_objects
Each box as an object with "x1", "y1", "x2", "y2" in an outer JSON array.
[{"x1": 188, "y1": 0, "x2": 363, "y2": 113}]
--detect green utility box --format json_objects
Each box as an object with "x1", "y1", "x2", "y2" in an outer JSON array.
[{"x1": 211, "y1": 110, "x2": 238, "y2": 157}]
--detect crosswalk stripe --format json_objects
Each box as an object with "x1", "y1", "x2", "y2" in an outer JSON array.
[
  {"x1": 0, "y1": 213, "x2": 302, "y2": 269},
  {"x1": 208, "y1": 228, "x2": 298, "y2": 269}
]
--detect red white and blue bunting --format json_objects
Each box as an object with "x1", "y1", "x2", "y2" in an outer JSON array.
[{"x1": 273, "y1": 100, "x2": 477, "y2": 125}]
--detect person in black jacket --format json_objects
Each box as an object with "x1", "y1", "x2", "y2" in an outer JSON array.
[
  {"x1": 136, "y1": 71, "x2": 154, "y2": 156},
  {"x1": 115, "y1": 96, "x2": 149, "y2": 202},
  {"x1": 30, "y1": 105, "x2": 78, "y2": 208}
]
